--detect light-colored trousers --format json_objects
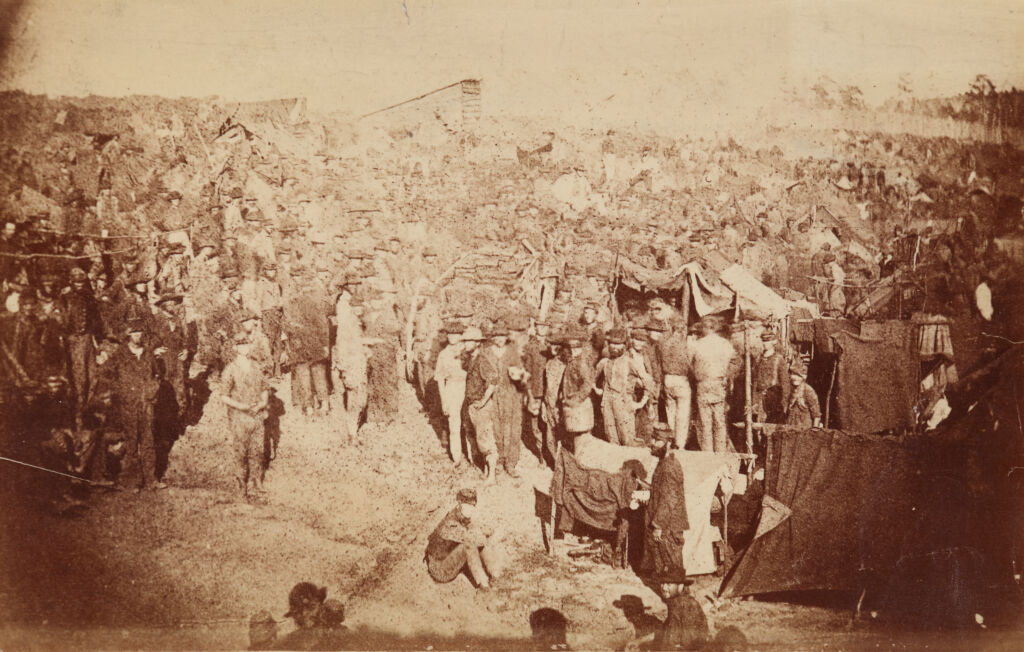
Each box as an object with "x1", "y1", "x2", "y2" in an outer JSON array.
[{"x1": 663, "y1": 374, "x2": 692, "y2": 449}]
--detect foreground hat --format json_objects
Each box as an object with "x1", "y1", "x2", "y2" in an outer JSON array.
[
  {"x1": 321, "y1": 599, "x2": 345, "y2": 628},
  {"x1": 461, "y1": 326, "x2": 484, "y2": 342},
  {"x1": 285, "y1": 582, "x2": 327, "y2": 618},
  {"x1": 155, "y1": 293, "x2": 184, "y2": 305},
  {"x1": 456, "y1": 488, "x2": 478, "y2": 505}
]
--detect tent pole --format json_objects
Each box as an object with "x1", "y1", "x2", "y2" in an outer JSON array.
[
  {"x1": 744, "y1": 326, "x2": 753, "y2": 454},
  {"x1": 824, "y1": 358, "x2": 838, "y2": 428}
]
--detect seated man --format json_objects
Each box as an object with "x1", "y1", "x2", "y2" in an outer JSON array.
[{"x1": 425, "y1": 488, "x2": 504, "y2": 589}]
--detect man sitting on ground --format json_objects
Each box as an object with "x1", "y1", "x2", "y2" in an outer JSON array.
[{"x1": 425, "y1": 488, "x2": 504, "y2": 589}]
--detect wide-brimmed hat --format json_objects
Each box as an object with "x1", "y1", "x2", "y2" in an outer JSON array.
[{"x1": 284, "y1": 582, "x2": 327, "y2": 618}]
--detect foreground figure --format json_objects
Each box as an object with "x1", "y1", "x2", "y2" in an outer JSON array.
[
  {"x1": 220, "y1": 331, "x2": 270, "y2": 499},
  {"x1": 425, "y1": 488, "x2": 504, "y2": 589}
]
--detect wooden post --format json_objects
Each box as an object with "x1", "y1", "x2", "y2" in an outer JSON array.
[
  {"x1": 744, "y1": 326, "x2": 754, "y2": 453},
  {"x1": 680, "y1": 281, "x2": 691, "y2": 336}
]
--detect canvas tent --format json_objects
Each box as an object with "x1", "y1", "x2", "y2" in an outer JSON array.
[{"x1": 721, "y1": 345, "x2": 1022, "y2": 605}]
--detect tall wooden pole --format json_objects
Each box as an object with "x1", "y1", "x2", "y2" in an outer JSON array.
[
  {"x1": 744, "y1": 325, "x2": 753, "y2": 454},
  {"x1": 681, "y1": 281, "x2": 691, "y2": 336}
]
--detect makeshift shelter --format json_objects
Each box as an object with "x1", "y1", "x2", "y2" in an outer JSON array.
[
  {"x1": 551, "y1": 435, "x2": 742, "y2": 576},
  {"x1": 720, "y1": 426, "x2": 1009, "y2": 603}
]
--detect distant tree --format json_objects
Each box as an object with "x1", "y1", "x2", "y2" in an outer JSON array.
[
  {"x1": 810, "y1": 76, "x2": 837, "y2": 109},
  {"x1": 895, "y1": 74, "x2": 915, "y2": 113}
]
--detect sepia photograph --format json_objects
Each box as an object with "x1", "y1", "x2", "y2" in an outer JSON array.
[{"x1": 1, "y1": 0, "x2": 1023, "y2": 649}]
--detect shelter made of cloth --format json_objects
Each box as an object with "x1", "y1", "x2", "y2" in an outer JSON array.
[
  {"x1": 616, "y1": 259, "x2": 733, "y2": 317},
  {"x1": 833, "y1": 329, "x2": 918, "y2": 433},
  {"x1": 559, "y1": 434, "x2": 741, "y2": 575},
  {"x1": 720, "y1": 427, "x2": 989, "y2": 598}
]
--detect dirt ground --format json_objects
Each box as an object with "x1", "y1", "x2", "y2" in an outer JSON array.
[{"x1": 2, "y1": 381, "x2": 1023, "y2": 651}]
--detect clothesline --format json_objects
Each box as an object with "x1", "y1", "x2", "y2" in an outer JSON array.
[{"x1": 0, "y1": 248, "x2": 137, "y2": 260}]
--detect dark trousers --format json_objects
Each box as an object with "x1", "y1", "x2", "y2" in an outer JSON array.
[
  {"x1": 120, "y1": 401, "x2": 157, "y2": 489},
  {"x1": 67, "y1": 334, "x2": 95, "y2": 416},
  {"x1": 495, "y1": 387, "x2": 522, "y2": 472}
]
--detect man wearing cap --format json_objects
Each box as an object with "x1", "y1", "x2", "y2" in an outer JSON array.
[
  {"x1": 784, "y1": 361, "x2": 822, "y2": 428},
  {"x1": 109, "y1": 318, "x2": 163, "y2": 491},
  {"x1": 465, "y1": 326, "x2": 502, "y2": 484},
  {"x1": 753, "y1": 330, "x2": 790, "y2": 424},
  {"x1": 65, "y1": 266, "x2": 102, "y2": 426},
  {"x1": 659, "y1": 318, "x2": 694, "y2": 449},
  {"x1": 642, "y1": 422, "x2": 690, "y2": 587},
  {"x1": 221, "y1": 330, "x2": 270, "y2": 499},
  {"x1": 410, "y1": 292, "x2": 443, "y2": 403},
  {"x1": 595, "y1": 327, "x2": 649, "y2": 447},
  {"x1": 690, "y1": 316, "x2": 740, "y2": 452},
  {"x1": 425, "y1": 488, "x2": 504, "y2": 589},
  {"x1": 152, "y1": 293, "x2": 192, "y2": 442},
  {"x1": 434, "y1": 323, "x2": 475, "y2": 466},
  {"x1": 560, "y1": 331, "x2": 597, "y2": 438}
]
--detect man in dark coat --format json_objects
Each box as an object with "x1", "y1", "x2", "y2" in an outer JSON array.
[
  {"x1": 109, "y1": 318, "x2": 163, "y2": 491},
  {"x1": 64, "y1": 266, "x2": 103, "y2": 424},
  {"x1": 752, "y1": 331, "x2": 789, "y2": 424},
  {"x1": 643, "y1": 423, "x2": 689, "y2": 582}
]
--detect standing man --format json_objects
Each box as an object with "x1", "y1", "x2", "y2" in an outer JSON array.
[
  {"x1": 581, "y1": 302, "x2": 606, "y2": 370},
  {"x1": 659, "y1": 318, "x2": 693, "y2": 449},
  {"x1": 784, "y1": 361, "x2": 822, "y2": 428},
  {"x1": 434, "y1": 323, "x2": 475, "y2": 466},
  {"x1": 595, "y1": 327, "x2": 648, "y2": 447},
  {"x1": 690, "y1": 316, "x2": 739, "y2": 452},
  {"x1": 221, "y1": 330, "x2": 270, "y2": 499},
  {"x1": 425, "y1": 488, "x2": 505, "y2": 589},
  {"x1": 541, "y1": 334, "x2": 567, "y2": 465},
  {"x1": 521, "y1": 320, "x2": 549, "y2": 466},
  {"x1": 257, "y1": 261, "x2": 284, "y2": 378},
  {"x1": 752, "y1": 330, "x2": 789, "y2": 424},
  {"x1": 332, "y1": 279, "x2": 367, "y2": 444},
  {"x1": 110, "y1": 318, "x2": 163, "y2": 492},
  {"x1": 628, "y1": 325, "x2": 659, "y2": 443},
  {"x1": 642, "y1": 423, "x2": 689, "y2": 583},
  {"x1": 465, "y1": 326, "x2": 502, "y2": 484},
  {"x1": 64, "y1": 266, "x2": 102, "y2": 427},
  {"x1": 497, "y1": 317, "x2": 526, "y2": 479},
  {"x1": 560, "y1": 332, "x2": 597, "y2": 440}
]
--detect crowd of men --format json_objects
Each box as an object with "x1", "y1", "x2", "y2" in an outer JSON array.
[
  {"x1": 0, "y1": 200, "x2": 441, "y2": 503},
  {"x1": 428, "y1": 297, "x2": 820, "y2": 485}
]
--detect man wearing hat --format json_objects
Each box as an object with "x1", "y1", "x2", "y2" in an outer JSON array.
[
  {"x1": 521, "y1": 320, "x2": 549, "y2": 466},
  {"x1": 152, "y1": 293, "x2": 192, "y2": 444},
  {"x1": 628, "y1": 323, "x2": 660, "y2": 441},
  {"x1": 30, "y1": 271, "x2": 70, "y2": 382},
  {"x1": 220, "y1": 329, "x2": 270, "y2": 499},
  {"x1": 410, "y1": 291, "x2": 443, "y2": 403},
  {"x1": 282, "y1": 263, "x2": 331, "y2": 417},
  {"x1": 465, "y1": 325, "x2": 503, "y2": 484},
  {"x1": 434, "y1": 323, "x2": 477, "y2": 466},
  {"x1": 275, "y1": 582, "x2": 328, "y2": 650},
  {"x1": 784, "y1": 361, "x2": 822, "y2": 428},
  {"x1": 642, "y1": 423, "x2": 690, "y2": 590},
  {"x1": 580, "y1": 302, "x2": 606, "y2": 370},
  {"x1": 425, "y1": 488, "x2": 504, "y2": 589},
  {"x1": 109, "y1": 317, "x2": 163, "y2": 491},
  {"x1": 595, "y1": 327, "x2": 649, "y2": 447},
  {"x1": 752, "y1": 330, "x2": 789, "y2": 424},
  {"x1": 560, "y1": 330, "x2": 597, "y2": 438},
  {"x1": 495, "y1": 317, "x2": 526, "y2": 479},
  {"x1": 690, "y1": 316, "x2": 740, "y2": 452},
  {"x1": 65, "y1": 266, "x2": 102, "y2": 426}
]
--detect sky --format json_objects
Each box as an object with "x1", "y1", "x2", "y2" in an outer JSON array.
[{"x1": 1, "y1": 0, "x2": 1022, "y2": 125}]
